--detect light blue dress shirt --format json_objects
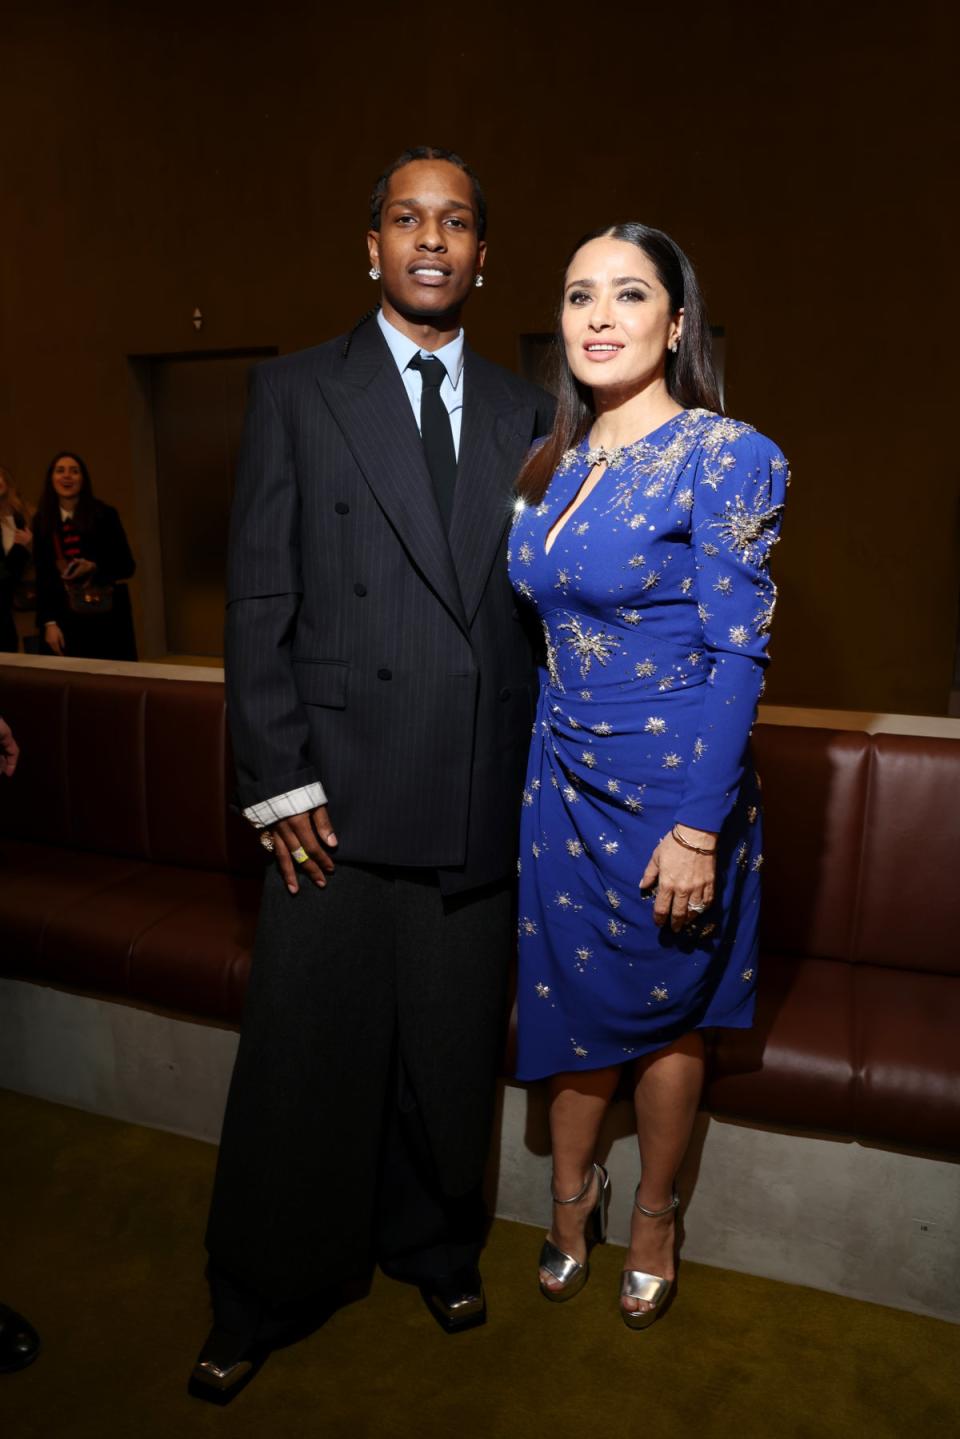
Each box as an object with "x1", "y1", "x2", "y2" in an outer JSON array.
[{"x1": 377, "y1": 309, "x2": 465, "y2": 459}]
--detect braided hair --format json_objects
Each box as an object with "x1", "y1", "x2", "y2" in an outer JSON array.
[
  {"x1": 369, "y1": 146, "x2": 486, "y2": 240},
  {"x1": 341, "y1": 305, "x2": 381, "y2": 359}
]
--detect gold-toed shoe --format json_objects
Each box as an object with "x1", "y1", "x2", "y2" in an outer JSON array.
[
  {"x1": 620, "y1": 1188, "x2": 679, "y2": 1331},
  {"x1": 538, "y1": 1162, "x2": 609, "y2": 1303}
]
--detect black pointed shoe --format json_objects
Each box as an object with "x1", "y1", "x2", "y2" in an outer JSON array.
[
  {"x1": 419, "y1": 1267, "x2": 486, "y2": 1334},
  {"x1": 0, "y1": 1303, "x2": 40, "y2": 1374}
]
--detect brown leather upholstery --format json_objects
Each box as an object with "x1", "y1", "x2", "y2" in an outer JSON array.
[{"x1": 1, "y1": 663, "x2": 958, "y2": 1152}]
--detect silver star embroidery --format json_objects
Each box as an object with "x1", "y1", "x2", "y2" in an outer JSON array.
[
  {"x1": 663, "y1": 752, "x2": 682, "y2": 769},
  {"x1": 712, "y1": 493, "x2": 783, "y2": 565},
  {"x1": 557, "y1": 616, "x2": 619, "y2": 678},
  {"x1": 645, "y1": 717, "x2": 667, "y2": 735},
  {"x1": 535, "y1": 982, "x2": 551, "y2": 998}
]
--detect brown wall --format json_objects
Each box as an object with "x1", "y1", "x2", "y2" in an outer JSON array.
[{"x1": 1, "y1": 0, "x2": 957, "y2": 710}]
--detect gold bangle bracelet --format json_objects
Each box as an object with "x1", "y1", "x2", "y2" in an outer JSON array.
[{"x1": 671, "y1": 824, "x2": 716, "y2": 856}]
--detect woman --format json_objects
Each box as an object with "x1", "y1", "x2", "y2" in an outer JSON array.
[
  {"x1": 508, "y1": 223, "x2": 787, "y2": 1329},
  {"x1": 33, "y1": 452, "x2": 137, "y2": 661},
  {"x1": 0, "y1": 467, "x2": 33, "y2": 653}
]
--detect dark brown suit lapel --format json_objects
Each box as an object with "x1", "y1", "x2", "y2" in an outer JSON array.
[{"x1": 450, "y1": 348, "x2": 536, "y2": 627}]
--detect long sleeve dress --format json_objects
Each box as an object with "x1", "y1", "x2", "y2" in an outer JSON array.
[{"x1": 507, "y1": 409, "x2": 788, "y2": 1080}]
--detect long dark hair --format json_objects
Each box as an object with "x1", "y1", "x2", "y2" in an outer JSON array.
[
  {"x1": 517, "y1": 223, "x2": 722, "y2": 505},
  {"x1": 33, "y1": 451, "x2": 97, "y2": 538}
]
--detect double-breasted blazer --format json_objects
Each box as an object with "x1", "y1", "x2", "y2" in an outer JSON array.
[{"x1": 226, "y1": 316, "x2": 555, "y2": 893}]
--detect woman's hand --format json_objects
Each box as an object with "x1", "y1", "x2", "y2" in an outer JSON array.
[
  {"x1": 12, "y1": 527, "x2": 32, "y2": 551},
  {"x1": 640, "y1": 825, "x2": 717, "y2": 932},
  {"x1": 44, "y1": 622, "x2": 66, "y2": 656},
  {"x1": 65, "y1": 558, "x2": 96, "y2": 581}
]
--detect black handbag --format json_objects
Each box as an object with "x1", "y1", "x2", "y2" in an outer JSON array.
[{"x1": 55, "y1": 534, "x2": 114, "y2": 614}]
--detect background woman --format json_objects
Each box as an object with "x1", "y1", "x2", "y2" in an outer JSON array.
[
  {"x1": 33, "y1": 452, "x2": 137, "y2": 661},
  {"x1": 509, "y1": 224, "x2": 787, "y2": 1329},
  {"x1": 0, "y1": 466, "x2": 34, "y2": 653}
]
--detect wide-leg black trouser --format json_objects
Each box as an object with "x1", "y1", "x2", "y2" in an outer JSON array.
[{"x1": 205, "y1": 861, "x2": 512, "y2": 1309}]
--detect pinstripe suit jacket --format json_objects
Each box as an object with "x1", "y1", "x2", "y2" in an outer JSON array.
[{"x1": 226, "y1": 317, "x2": 555, "y2": 894}]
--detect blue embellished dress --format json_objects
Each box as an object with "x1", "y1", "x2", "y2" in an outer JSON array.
[{"x1": 508, "y1": 409, "x2": 788, "y2": 1080}]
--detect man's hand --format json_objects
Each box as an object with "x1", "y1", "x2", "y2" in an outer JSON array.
[
  {"x1": 0, "y1": 717, "x2": 20, "y2": 778},
  {"x1": 269, "y1": 806, "x2": 338, "y2": 894},
  {"x1": 44, "y1": 622, "x2": 66, "y2": 656}
]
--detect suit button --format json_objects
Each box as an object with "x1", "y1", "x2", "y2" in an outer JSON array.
[
  {"x1": 353, "y1": 582, "x2": 367, "y2": 597},
  {"x1": 499, "y1": 686, "x2": 511, "y2": 701},
  {"x1": 377, "y1": 668, "x2": 392, "y2": 681},
  {"x1": 334, "y1": 502, "x2": 349, "y2": 515}
]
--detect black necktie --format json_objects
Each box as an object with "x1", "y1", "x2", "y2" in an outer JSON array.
[{"x1": 409, "y1": 353, "x2": 457, "y2": 532}]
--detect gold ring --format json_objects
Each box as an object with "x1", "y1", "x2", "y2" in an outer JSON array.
[
  {"x1": 291, "y1": 846, "x2": 309, "y2": 865},
  {"x1": 259, "y1": 830, "x2": 275, "y2": 853}
]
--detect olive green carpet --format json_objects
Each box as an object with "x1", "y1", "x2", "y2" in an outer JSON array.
[{"x1": 0, "y1": 1089, "x2": 956, "y2": 1439}]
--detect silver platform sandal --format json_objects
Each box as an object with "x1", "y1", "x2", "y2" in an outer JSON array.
[
  {"x1": 620, "y1": 1188, "x2": 680, "y2": 1330},
  {"x1": 538, "y1": 1162, "x2": 610, "y2": 1303}
]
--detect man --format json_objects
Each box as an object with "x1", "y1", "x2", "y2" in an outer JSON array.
[{"x1": 191, "y1": 147, "x2": 554, "y2": 1402}]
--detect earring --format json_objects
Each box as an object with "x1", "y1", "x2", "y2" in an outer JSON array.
[
  {"x1": 669, "y1": 340, "x2": 679, "y2": 353},
  {"x1": 474, "y1": 274, "x2": 484, "y2": 288},
  {"x1": 369, "y1": 267, "x2": 381, "y2": 281}
]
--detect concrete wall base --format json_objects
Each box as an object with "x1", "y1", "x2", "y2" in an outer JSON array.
[{"x1": 1, "y1": 978, "x2": 957, "y2": 1323}]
